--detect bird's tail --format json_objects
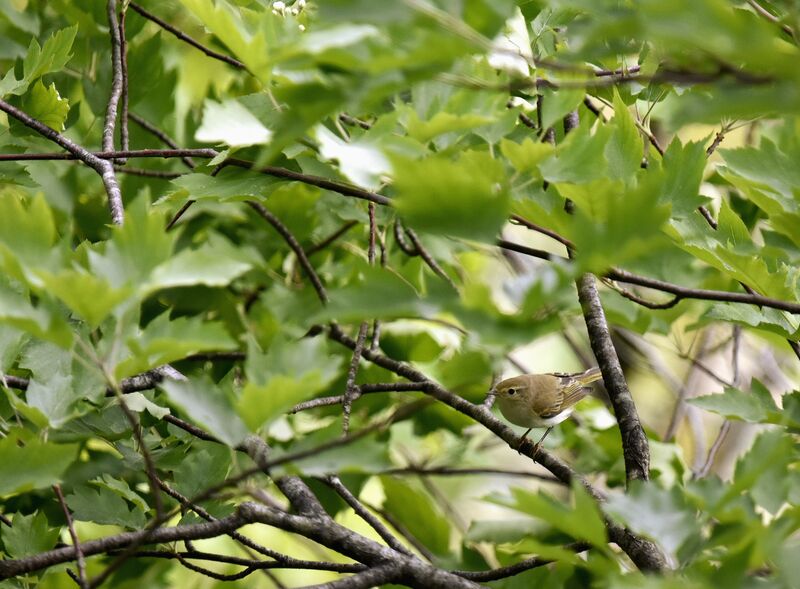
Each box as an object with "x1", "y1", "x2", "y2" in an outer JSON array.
[{"x1": 576, "y1": 366, "x2": 603, "y2": 385}]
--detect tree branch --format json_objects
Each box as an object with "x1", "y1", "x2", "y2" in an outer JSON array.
[
  {"x1": 53, "y1": 484, "x2": 88, "y2": 589},
  {"x1": 576, "y1": 274, "x2": 650, "y2": 483},
  {"x1": 0, "y1": 100, "x2": 124, "y2": 224},
  {"x1": 128, "y1": 1, "x2": 246, "y2": 69},
  {"x1": 0, "y1": 510, "x2": 249, "y2": 579}
]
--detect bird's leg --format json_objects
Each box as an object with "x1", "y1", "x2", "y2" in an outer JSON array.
[
  {"x1": 515, "y1": 427, "x2": 533, "y2": 453},
  {"x1": 532, "y1": 427, "x2": 553, "y2": 458}
]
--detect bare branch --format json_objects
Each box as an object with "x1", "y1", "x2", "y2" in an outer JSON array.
[
  {"x1": 0, "y1": 100, "x2": 124, "y2": 224},
  {"x1": 247, "y1": 201, "x2": 329, "y2": 304},
  {"x1": 323, "y1": 476, "x2": 414, "y2": 556},
  {"x1": 342, "y1": 322, "x2": 369, "y2": 434},
  {"x1": 118, "y1": 5, "x2": 130, "y2": 160},
  {"x1": 103, "y1": 0, "x2": 124, "y2": 154},
  {"x1": 577, "y1": 273, "x2": 650, "y2": 483},
  {"x1": 0, "y1": 510, "x2": 249, "y2": 579},
  {"x1": 128, "y1": 1, "x2": 246, "y2": 69}
]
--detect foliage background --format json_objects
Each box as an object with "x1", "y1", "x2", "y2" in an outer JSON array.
[{"x1": 0, "y1": 0, "x2": 799, "y2": 587}]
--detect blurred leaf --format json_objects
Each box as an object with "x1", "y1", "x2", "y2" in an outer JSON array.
[
  {"x1": 380, "y1": 476, "x2": 451, "y2": 557},
  {"x1": 237, "y1": 336, "x2": 342, "y2": 430},
  {"x1": 160, "y1": 376, "x2": 249, "y2": 448},
  {"x1": 394, "y1": 151, "x2": 510, "y2": 241},
  {"x1": 605, "y1": 481, "x2": 700, "y2": 561},
  {"x1": 0, "y1": 434, "x2": 77, "y2": 496}
]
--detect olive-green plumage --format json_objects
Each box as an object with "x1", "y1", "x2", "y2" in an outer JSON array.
[{"x1": 493, "y1": 367, "x2": 604, "y2": 451}]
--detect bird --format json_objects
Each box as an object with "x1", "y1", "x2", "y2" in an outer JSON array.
[{"x1": 492, "y1": 367, "x2": 604, "y2": 455}]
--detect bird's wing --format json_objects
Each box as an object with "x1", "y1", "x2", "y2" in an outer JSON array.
[{"x1": 539, "y1": 375, "x2": 591, "y2": 418}]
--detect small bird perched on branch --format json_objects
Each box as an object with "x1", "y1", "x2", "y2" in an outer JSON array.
[{"x1": 493, "y1": 367, "x2": 604, "y2": 455}]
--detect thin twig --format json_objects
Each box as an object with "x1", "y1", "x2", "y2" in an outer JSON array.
[
  {"x1": 393, "y1": 219, "x2": 419, "y2": 256},
  {"x1": 129, "y1": 114, "x2": 197, "y2": 169},
  {"x1": 452, "y1": 542, "x2": 590, "y2": 581},
  {"x1": 323, "y1": 475, "x2": 414, "y2": 556},
  {"x1": 246, "y1": 201, "x2": 329, "y2": 304},
  {"x1": 289, "y1": 382, "x2": 429, "y2": 414},
  {"x1": 128, "y1": 1, "x2": 246, "y2": 69},
  {"x1": 746, "y1": 0, "x2": 795, "y2": 38},
  {"x1": 53, "y1": 484, "x2": 88, "y2": 589},
  {"x1": 104, "y1": 0, "x2": 124, "y2": 154},
  {"x1": 405, "y1": 228, "x2": 458, "y2": 291},
  {"x1": 342, "y1": 322, "x2": 369, "y2": 434},
  {"x1": 306, "y1": 220, "x2": 359, "y2": 256},
  {"x1": 118, "y1": 5, "x2": 130, "y2": 161},
  {"x1": 381, "y1": 466, "x2": 561, "y2": 483},
  {"x1": 510, "y1": 214, "x2": 574, "y2": 249}
]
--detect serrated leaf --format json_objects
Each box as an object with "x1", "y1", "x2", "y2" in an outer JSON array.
[
  {"x1": 1, "y1": 512, "x2": 59, "y2": 558},
  {"x1": 169, "y1": 168, "x2": 280, "y2": 202},
  {"x1": 500, "y1": 137, "x2": 553, "y2": 175},
  {"x1": 0, "y1": 434, "x2": 77, "y2": 496},
  {"x1": 659, "y1": 139, "x2": 708, "y2": 219},
  {"x1": 21, "y1": 80, "x2": 69, "y2": 131},
  {"x1": 66, "y1": 485, "x2": 147, "y2": 529},
  {"x1": 39, "y1": 269, "x2": 132, "y2": 328}
]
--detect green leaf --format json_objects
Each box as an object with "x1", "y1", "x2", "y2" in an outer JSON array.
[
  {"x1": 66, "y1": 485, "x2": 147, "y2": 529},
  {"x1": 604, "y1": 481, "x2": 700, "y2": 561},
  {"x1": 91, "y1": 474, "x2": 150, "y2": 515},
  {"x1": 116, "y1": 313, "x2": 237, "y2": 379},
  {"x1": 237, "y1": 336, "x2": 342, "y2": 430},
  {"x1": 21, "y1": 80, "x2": 69, "y2": 132},
  {"x1": 658, "y1": 139, "x2": 708, "y2": 219},
  {"x1": 406, "y1": 110, "x2": 494, "y2": 145},
  {"x1": 604, "y1": 89, "x2": 642, "y2": 180},
  {"x1": 689, "y1": 381, "x2": 779, "y2": 424},
  {"x1": 316, "y1": 125, "x2": 389, "y2": 189},
  {"x1": 539, "y1": 87, "x2": 585, "y2": 131},
  {"x1": 380, "y1": 476, "x2": 451, "y2": 557},
  {"x1": 169, "y1": 168, "x2": 280, "y2": 202},
  {"x1": 0, "y1": 433, "x2": 77, "y2": 496},
  {"x1": 23, "y1": 25, "x2": 77, "y2": 86},
  {"x1": 540, "y1": 118, "x2": 611, "y2": 184},
  {"x1": 1, "y1": 512, "x2": 59, "y2": 558},
  {"x1": 486, "y1": 481, "x2": 608, "y2": 549},
  {"x1": 731, "y1": 430, "x2": 794, "y2": 514},
  {"x1": 177, "y1": 0, "x2": 270, "y2": 77},
  {"x1": 160, "y1": 376, "x2": 250, "y2": 448},
  {"x1": 144, "y1": 234, "x2": 258, "y2": 296},
  {"x1": 393, "y1": 151, "x2": 510, "y2": 241},
  {"x1": 40, "y1": 269, "x2": 132, "y2": 328},
  {"x1": 172, "y1": 442, "x2": 232, "y2": 499},
  {"x1": 500, "y1": 137, "x2": 553, "y2": 176}
]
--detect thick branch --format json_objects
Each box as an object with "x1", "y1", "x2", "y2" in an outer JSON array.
[
  {"x1": 0, "y1": 510, "x2": 248, "y2": 579},
  {"x1": 577, "y1": 274, "x2": 650, "y2": 483}
]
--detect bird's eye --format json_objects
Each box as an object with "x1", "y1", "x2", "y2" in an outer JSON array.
[{"x1": 507, "y1": 388, "x2": 516, "y2": 396}]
